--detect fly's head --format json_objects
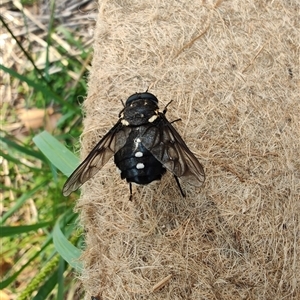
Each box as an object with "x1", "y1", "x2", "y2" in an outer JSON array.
[{"x1": 120, "y1": 92, "x2": 160, "y2": 126}]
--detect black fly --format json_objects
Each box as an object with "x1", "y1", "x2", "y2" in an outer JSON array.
[{"x1": 62, "y1": 92, "x2": 205, "y2": 198}]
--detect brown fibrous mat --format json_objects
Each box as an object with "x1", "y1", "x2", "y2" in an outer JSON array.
[{"x1": 77, "y1": 1, "x2": 299, "y2": 299}]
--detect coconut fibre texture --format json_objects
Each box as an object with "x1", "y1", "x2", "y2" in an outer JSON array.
[{"x1": 75, "y1": 1, "x2": 299, "y2": 299}]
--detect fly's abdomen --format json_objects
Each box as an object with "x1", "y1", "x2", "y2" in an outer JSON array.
[{"x1": 114, "y1": 141, "x2": 166, "y2": 185}]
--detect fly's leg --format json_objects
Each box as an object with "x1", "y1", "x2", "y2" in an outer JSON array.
[{"x1": 174, "y1": 175, "x2": 185, "y2": 197}]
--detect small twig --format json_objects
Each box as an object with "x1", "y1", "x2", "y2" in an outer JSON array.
[
  {"x1": 152, "y1": 274, "x2": 172, "y2": 292},
  {"x1": 174, "y1": 26, "x2": 210, "y2": 59}
]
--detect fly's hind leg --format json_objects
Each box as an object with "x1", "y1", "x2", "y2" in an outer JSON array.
[
  {"x1": 174, "y1": 176, "x2": 186, "y2": 197},
  {"x1": 129, "y1": 182, "x2": 133, "y2": 201}
]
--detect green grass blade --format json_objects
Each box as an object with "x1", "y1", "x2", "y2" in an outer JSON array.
[
  {"x1": 53, "y1": 216, "x2": 83, "y2": 272},
  {"x1": 0, "y1": 180, "x2": 49, "y2": 224},
  {"x1": 33, "y1": 131, "x2": 79, "y2": 176},
  {"x1": 0, "y1": 64, "x2": 61, "y2": 102},
  {"x1": 57, "y1": 257, "x2": 65, "y2": 300},
  {"x1": 0, "y1": 222, "x2": 52, "y2": 237},
  {"x1": 0, "y1": 135, "x2": 46, "y2": 161},
  {"x1": 0, "y1": 64, "x2": 79, "y2": 111},
  {"x1": 0, "y1": 151, "x2": 42, "y2": 171}
]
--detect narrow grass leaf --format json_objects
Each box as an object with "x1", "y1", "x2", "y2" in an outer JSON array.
[
  {"x1": 0, "y1": 222, "x2": 52, "y2": 237},
  {"x1": 0, "y1": 151, "x2": 42, "y2": 171},
  {"x1": 0, "y1": 180, "x2": 49, "y2": 224},
  {"x1": 0, "y1": 135, "x2": 46, "y2": 161},
  {"x1": 0, "y1": 64, "x2": 61, "y2": 103},
  {"x1": 0, "y1": 64, "x2": 79, "y2": 112}
]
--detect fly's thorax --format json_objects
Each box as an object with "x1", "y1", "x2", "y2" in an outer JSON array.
[{"x1": 121, "y1": 99, "x2": 159, "y2": 126}]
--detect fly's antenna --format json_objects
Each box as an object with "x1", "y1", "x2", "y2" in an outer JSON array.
[
  {"x1": 163, "y1": 100, "x2": 173, "y2": 114},
  {"x1": 118, "y1": 99, "x2": 126, "y2": 117},
  {"x1": 120, "y1": 98, "x2": 125, "y2": 107}
]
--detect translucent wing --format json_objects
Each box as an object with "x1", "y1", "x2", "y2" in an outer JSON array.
[
  {"x1": 62, "y1": 121, "x2": 129, "y2": 196},
  {"x1": 141, "y1": 114, "x2": 205, "y2": 186}
]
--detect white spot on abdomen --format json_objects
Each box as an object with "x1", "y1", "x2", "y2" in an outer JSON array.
[
  {"x1": 136, "y1": 163, "x2": 145, "y2": 169},
  {"x1": 135, "y1": 151, "x2": 143, "y2": 157}
]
